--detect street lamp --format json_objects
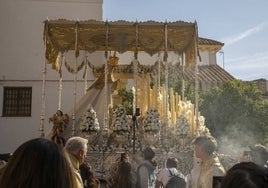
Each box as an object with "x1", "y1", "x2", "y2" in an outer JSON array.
[{"x1": 219, "y1": 50, "x2": 225, "y2": 69}]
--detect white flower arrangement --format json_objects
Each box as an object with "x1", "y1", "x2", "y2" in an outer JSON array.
[
  {"x1": 199, "y1": 126, "x2": 211, "y2": 136},
  {"x1": 143, "y1": 108, "x2": 160, "y2": 134},
  {"x1": 175, "y1": 115, "x2": 190, "y2": 136},
  {"x1": 80, "y1": 107, "x2": 100, "y2": 133},
  {"x1": 111, "y1": 105, "x2": 129, "y2": 135}
]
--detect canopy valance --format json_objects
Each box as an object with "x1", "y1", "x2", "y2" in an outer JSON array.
[{"x1": 44, "y1": 19, "x2": 199, "y2": 69}]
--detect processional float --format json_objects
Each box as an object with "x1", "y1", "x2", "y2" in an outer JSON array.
[{"x1": 41, "y1": 19, "x2": 211, "y2": 175}]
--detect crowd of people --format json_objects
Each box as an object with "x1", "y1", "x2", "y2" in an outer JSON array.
[{"x1": 0, "y1": 135, "x2": 268, "y2": 188}]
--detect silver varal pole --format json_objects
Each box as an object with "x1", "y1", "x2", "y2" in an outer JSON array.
[
  {"x1": 194, "y1": 22, "x2": 200, "y2": 136},
  {"x1": 182, "y1": 52, "x2": 185, "y2": 101},
  {"x1": 165, "y1": 58, "x2": 169, "y2": 126},
  {"x1": 103, "y1": 21, "x2": 109, "y2": 133},
  {"x1": 40, "y1": 20, "x2": 48, "y2": 137},
  {"x1": 157, "y1": 53, "x2": 161, "y2": 95},
  {"x1": 84, "y1": 52, "x2": 88, "y2": 94},
  {"x1": 104, "y1": 53, "x2": 109, "y2": 132},
  {"x1": 57, "y1": 54, "x2": 64, "y2": 110},
  {"x1": 195, "y1": 64, "x2": 199, "y2": 136},
  {"x1": 72, "y1": 22, "x2": 79, "y2": 136},
  {"x1": 164, "y1": 22, "x2": 169, "y2": 126},
  {"x1": 133, "y1": 58, "x2": 138, "y2": 111},
  {"x1": 134, "y1": 22, "x2": 139, "y2": 112}
]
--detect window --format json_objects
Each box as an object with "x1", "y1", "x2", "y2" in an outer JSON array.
[{"x1": 2, "y1": 87, "x2": 32, "y2": 117}]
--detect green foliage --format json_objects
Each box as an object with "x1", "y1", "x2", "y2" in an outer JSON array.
[
  {"x1": 117, "y1": 88, "x2": 134, "y2": 115},
  {"x1": 160, "y1": 63, "x2": 195, "y2": 102},
  {"x1": 199, "y1": 80, "x2": 268, "y2": 146}
]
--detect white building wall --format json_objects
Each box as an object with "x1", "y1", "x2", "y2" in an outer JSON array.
[
  {"x1": 199, "y1": 50, "x2": 217, "y2": 65},
  {"x1": 0, "y1": 0, "x2": 103, "y2": 153}
]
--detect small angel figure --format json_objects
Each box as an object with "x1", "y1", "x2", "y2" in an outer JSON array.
[{"x1": 49, "y1": 110, "x2": 69, "y2": 146}]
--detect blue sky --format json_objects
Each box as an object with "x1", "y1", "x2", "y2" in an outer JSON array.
[{"x1": 103, "y1": 0, "x2": 268, "y2": 81}]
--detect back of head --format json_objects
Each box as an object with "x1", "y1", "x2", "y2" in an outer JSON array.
[
  {"x1": 114, "y1": 161, "x2": 133, "y2": 187},
  {"x1": 250, "y1": 144, "x2": 268, "y2": 167},
  {"x1": 0, "y1": 138, "x2": 74, "y2": 188},
  {"x1": 80, "y1": 162, "x2": 94, "y2": 180},
  {"x1": 118, "y1": 161, "x2": 132, "y2": 175},
  {"x1": 80, "y1": 163, "x2": 99, "y2": 188},
  {"x1": 220, "y1": 162, "x2": 268, "y2": 188},
  {"x1": 120, "y1": 152, "x2": 129, "y2": 162},
  {"x1": 166, "y1": 157, "x2": 178, "y2": 169},
  {"x1": 193, "y1": 135, "x2": 217, "y2": 155},
  {"x1": 65, "y1": 136, "x2": 88, "y2": 155},
  {"x1": 165, "y1": 176, "x2": 186, "y2": 188},
  {"x1": 143, "y1": 147, "x2": 155, "y2": 160}
]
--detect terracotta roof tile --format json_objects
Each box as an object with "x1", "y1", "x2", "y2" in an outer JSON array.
[
  {"x1": 199, "y1": 37, "x2": 224, "y2": 46},
  {"x1": 177, "y1": 64, "x2": 234, "y2": 83}
]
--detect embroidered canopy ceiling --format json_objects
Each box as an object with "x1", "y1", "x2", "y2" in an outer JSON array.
[{"x1": 44, "y1": 19, "x2": 199, "y2": 69}]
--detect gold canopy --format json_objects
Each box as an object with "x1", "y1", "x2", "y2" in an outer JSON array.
[{"x1": 44, "y1": 19, "x2": 198, "y2": 68}]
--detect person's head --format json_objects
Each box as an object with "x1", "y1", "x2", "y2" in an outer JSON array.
[
  {"x1": 118, "y1": 161, "x2": 132, "y2": 175},
  {"x1": 249, "y1": 144, "x2": 268, "y2": 167},
  {"x1": 56, "y1": 110, "x2": 63, "y2": 116},
  {"x1": 193, "y1": 135, "x2": 217, "y2": 160},
  {"x1": 165, "y1": 176, "x2": 186, "y2": 188},
  {"x1": 80, "y1": 162, "x2": 99, "y2": 188},
  {"x1": 143, "y1": 147, "x2": 155, "y2": 160},
  {"x1": 114, "y1": 161, "x2": 133, "y2": 187},
  {"x1": 166, "y1": 157, "x2": 178, "y2": 169},
  {"x1": 120, "y1": 152, "x2": 129, "y2": 162},
  {"x1": 65, "y1": 136, "x2": 88, "y2": 164},
  {"x1": 0, "y1": 138, "x2": 75, "y2": 188},
  {"x1": 220, "y1": 162, "x2": 268, "y2": 188},
  {"x1": 0, "y1": 153, "x2": 12, "y2": 163},
  {"x1": 80, "y1": 162, "x2": 94, "y2": 179}
]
